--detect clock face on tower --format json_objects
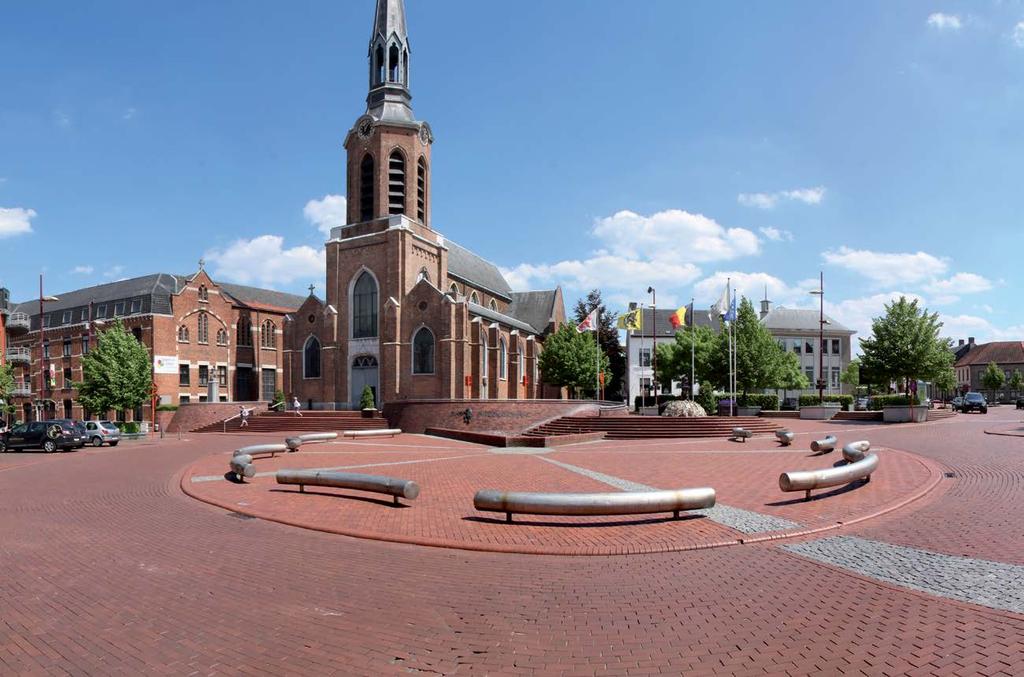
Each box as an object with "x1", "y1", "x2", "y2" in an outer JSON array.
[{"x1": 356, "y1": 116, "x2": 374, "y2": 140}]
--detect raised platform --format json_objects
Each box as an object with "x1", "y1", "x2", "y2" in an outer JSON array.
[
  {"x1": 425, "y1": 427, "x2": 606, "y2": 448},
  {"x1": 194, "y1": 410, "x2": 389, "y2": 434},
  {"x1": 525, "y1": 415, "x2": 780, "y2": 440}
]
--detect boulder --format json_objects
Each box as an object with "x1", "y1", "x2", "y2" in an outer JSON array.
[{"x1": 662, "y1": 400, "x2": 707, "y2": 418}]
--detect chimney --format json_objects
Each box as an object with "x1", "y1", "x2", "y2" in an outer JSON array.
[
  {"x1": 959, "y1": 339, "x2": 965, "y2": 347},
  {"x1": 968, "y1": 337, "x2": 976, "y2": 347}
]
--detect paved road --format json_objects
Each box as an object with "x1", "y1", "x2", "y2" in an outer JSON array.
[{"x1": 1, "y1": 409, "x2": 1022, "y2": 675}]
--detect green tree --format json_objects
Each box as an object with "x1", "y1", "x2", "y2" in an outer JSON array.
[
  {"x1": 75, "y1": 320, "x2": 152, "y2": 418},
  {"x1": 715, "y1": 297, "x2": 789, "y2": 403},
  {"x1": 1009, "y1": 369, "x2": 1024, "y2": 395},
  {"x1": 840, "y1": 359, "x2": 860, "y2": 390},
  {"x1": 655, "y1": 324, "x2": 718, "y2": 396},
  {"x1": 859, "y1": 297, "x2": 954, "y2": 399},
  {"x1": 778, "y1": 351, "x2": 810, "y2": 401},
  {"x1": 0, "y1": 364, "x2": 15, "y2": 421},
  {"x1": 538, "y1": 324, "x2": 609, "y2": 399},
  {"x1": 359, "y1": 385, "x2": 376, "y2": 410},
  {"x1": 573, "y1": 289, "x2": 625, "y2": 399},
  {"x1": 980, "y1": 361, "x2": 1005, "y2": 401},
  {"x1": 933, "y1": 367, "x2": 957, "y2": 399}
]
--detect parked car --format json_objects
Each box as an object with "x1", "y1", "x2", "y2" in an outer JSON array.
[
  {"x1": 83, "y1": 420, "x2": 121, "y2": 447},
  {"x1": 0, "y1": 420, "x2": 85, "y2": 453},
  {"x1": 960, "y1": 392, "x2": 988, "y2": 414},
  {"x1": 951, "y1": 396, "x2": 963, "y2": 411},
  {"x1": 1016, "y1": 398, "x2": 1024, "y2": 410}
]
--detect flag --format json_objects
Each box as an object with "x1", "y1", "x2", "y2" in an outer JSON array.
[
  {"x1": 710, "y1": 285, "x2": 729, "y2": 319},
  {"x1": 668, "y1": 305, "x2": 687, "y2": 329},
  {"x1": 723, "y1": 294, "x2": 737, "y2": 323},
  {"x1": 576, "y1": 308, "x2": 598, "y2": 333},
  {"x1": 616, "y1": 308, "x2": 642, "y2": 331}
]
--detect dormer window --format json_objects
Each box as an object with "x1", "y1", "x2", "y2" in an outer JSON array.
[{"x1": 198, "y1": 285, "x2": 209, "y2": 302}]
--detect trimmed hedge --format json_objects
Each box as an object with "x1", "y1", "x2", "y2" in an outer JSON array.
[
  {"x1": 114, "y1": 421, "x2": 141, "y2": 434},
  {"x1": 155, "y1": 404, "x2": 179, "y2": 412},
  {"x1": 866, "y1": 394, "x2": 921, "y2": 410},
  {"x1": 717, "y1": 393, "x2": 780, "y2": 410},
  {"x1": 798, "y1": 394, "x2": 854, "y2": 411}
]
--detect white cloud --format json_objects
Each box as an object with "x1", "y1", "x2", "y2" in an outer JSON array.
[
  {"x1": 502, "y1": 208, "x2": 758, "y2": 296},
  {"x1": 822, "y1": 246, "x2": 949, "y2": 285},
  {"x1": 759, "y1": 226, "x2": 794, "y2": 242},
  {"x1": 54, "y1": 110, "x2": 71, "y2": 129},
  {"x1": 0, "y1": 207, "x2": 36, "y2": 239},
  {"x1": 925, "y1": 272, "x2": 993, "y2": 304},
  {"x1": 938, "y1": 314, "x2": 1024, "y2": 343},
  {"x1": 1013, "y1": 21, "x2": 1024, "y2": 47},
  {"x1": 825, "y1": 291, "x2": 925, "y2": 342},
  {"x1": 122, "y1": 107, "x2": 137, "y2": 120},
  {"x1": 205, "y1": 235, "x2": 325, "y2": 287},
  {"x1": 693, "y1": 271, "x2": 819, "y2": 308},
  {"x1": 304, "y1": 194, "x2": 348, "y2": 237},
  {"x1": 71, "y1": 265, "x2": 94, "y2": 275},
  {"x1": 927, "y1": 13, "x2": 962, "y2": 31},
  {"x1": 738, "y1": 186, "x2": 826, "y2": 209},
  {"x1": 103, "y1": 265, "x2": 125, "y2": 279}
]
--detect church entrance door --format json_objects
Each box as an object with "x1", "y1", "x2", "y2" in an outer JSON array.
[{"x1": 351, "y1": 355, "x2": 379, "y2": 409}]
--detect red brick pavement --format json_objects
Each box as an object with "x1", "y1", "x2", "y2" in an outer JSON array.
[{"x1": 0, "y1": 413, "x2": 1022, "y2": 674}]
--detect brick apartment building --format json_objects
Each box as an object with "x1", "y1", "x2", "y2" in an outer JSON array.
[
  {"x1": 281, "y1": 0, "x2": 564, "y2": 410},
  {"x1": 2, "y1": 272, "x2": 304, "y2": 425},
  {"x1": 954, "y1": 338, "x2": 1024, "y2": 398}
]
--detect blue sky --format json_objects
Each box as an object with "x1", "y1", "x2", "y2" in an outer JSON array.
[{"x1": 1, "y1": 0, "x2": 1022, "y2": 344}]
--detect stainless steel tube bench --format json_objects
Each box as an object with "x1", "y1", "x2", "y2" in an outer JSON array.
[
  {"x1": 810, "y1": 435, "x2": 837, "y2": 453},
  {"x1": 731, "y1": 427, "x2": 753, "y2": 442},
  {"x1": 230, "y1": 454, "x2": 256, "y2": 481},
  {"x1": 285, "y1": 432, "x2": 339, "y2": 451},
  {"x1": 775, "y1": 430, "x2": 795, "y2": 446},
  {"x1": 233, "y1": 444, "x2": 290, "y2": 459},
  {"x1": 473, "y1": 487, "x2": 717, "y2": 523},
  {"x1": 778, "y1": 453, "x2": 879, "y2": 501},
  {"x1": 276, "y1": 470, "x2": 421, "y2": 505},
  {"x1": 841, "y1": 440, "x2": 871, "y2": 463},
  {"x1": 341, "y1": 429, "x2": 402, "y2": 439}
]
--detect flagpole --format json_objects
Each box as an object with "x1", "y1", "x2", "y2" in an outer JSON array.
[
  {"x1": 690, "y1": 298, "x2": 695, "y2": 401},
  {"x1": 728, "y1": 279, "x2": 734, "y2": 417},
  {"x1": 595, "y1": 306, "x2": 600, "y2": 401}
]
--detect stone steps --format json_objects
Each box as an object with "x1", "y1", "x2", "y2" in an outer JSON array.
[
  {"x1": 194, "y1": 411, "x2": 389, "y2": 434},
  {"x1": 525, "y1": 415, "x2": 779, "y2": 440}
]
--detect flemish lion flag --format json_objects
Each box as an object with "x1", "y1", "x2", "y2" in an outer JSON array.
[
  {"x1": 616, "y1": 308, "x2": 642, "y2": 331},
  {"x1": 668, "y1": 305, "x2": 687, "y2": 329}
]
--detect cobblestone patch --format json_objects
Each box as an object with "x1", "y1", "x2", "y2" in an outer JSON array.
[
  {"x1": 541, "y1": 456, "x2": 800, "y2": 533},
  {"x1": 783, "y1": 536, "x2": 1024, "y2": 614}
]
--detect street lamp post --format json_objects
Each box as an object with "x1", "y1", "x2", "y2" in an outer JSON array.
[
  {"x1": 809, "y1": 272, "x2": 825, "y2": 405},
  {"x1": 37, "y1": 274, "x2": 60, "y2": 422},
  {"x1": 647, "y1": 286, "x2": 656, "y2": 411}
]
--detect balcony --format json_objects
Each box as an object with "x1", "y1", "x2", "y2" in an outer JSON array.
[
  {"x1": 6, "y1": 312, "x2": 30, "y2": 336},
  {"x1": 12, "y1": 384, "x2": 32, "y2": 397},
  {"x1": 5, "y1": 346, "x2": 31, "y2": 365}
]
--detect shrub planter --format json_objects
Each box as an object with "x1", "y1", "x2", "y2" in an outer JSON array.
[
  {"x1": 736, "y1": 406, "x2": 762, "y2": 417},
  {"x1": 361, "y1": 408, "x2": 377, "y2": 419},
  {"x1": 883, "y1": 405, "x2": 929, "y2": 423},
  {"x1": 800, "y1": 404, "x2": 841, "y2": 420}
]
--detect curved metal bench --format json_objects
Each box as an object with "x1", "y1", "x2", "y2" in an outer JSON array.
[
  {"x1": 810, "y1": 435, "x2": 837, "y2": 453},
  {"x1": 230, "y1": 454, "x2": 256, "y2": 481},
  {"x1": 341, "y1": 429, "x2": 402, "y2": 439},
  {"x1": 775, "y1": 430, "x2": 795, "y2": 446},
  {"x1": 731, "y1": 427, "x2": 753, "y2": 443},
  {"x1": 233, "y1": 444, "x2": 289, "y2": 459},
  {"x1": 779, "y1": 453, "x2": 879, "y2": 501},
  {"x1": 285, "y1": 432, "x2": 339, "y2": 450},
  {"x1": 276, "y1": 470, "x2": 420, "y2": 505},
  {"x1": 473, "y1": 487, "x2": 716, "y2": 523},
  {"x1": 842, "y1": 440, "x2": 871, "y2": 463}
]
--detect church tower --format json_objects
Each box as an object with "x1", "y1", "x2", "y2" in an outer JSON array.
[{"x1": 345, "y1": 0, "x2": 434, "y2": 229}]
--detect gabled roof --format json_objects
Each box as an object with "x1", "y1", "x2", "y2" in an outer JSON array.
[
  {"x1": 446, "y1": 240, "x2": 512, "y2": 302},
  {"x1": 12, "y1": 273, "x2": 180, "y2": 317},
  {"x1": 507, "y1": 290, "x2": 558, "y2": 335},
  {"x1": 955, "y1": 341, "x2": 1024, "y2": 367},
  {"x1": 761, "y1": 306, "x2": 854, "y2": 334},
  {"x1": 467, "y1": 302, "x2": 537, "y2": 335},
  {"x1": 213, "y1": 282, "x2": 306, "y2": 313}
]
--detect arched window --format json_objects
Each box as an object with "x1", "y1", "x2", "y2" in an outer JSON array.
[
  {"x1": 481, "y1": 332, "x2": 489, "y2": 380},
  {"x1": 388, "y1": 44, "x2": 401, "y2": 82},
  {"x1": 237, "y1": 317, "x2": 252, "y2": 346},
  {"x1": 303, "y1": 336, "x2": 321, "y2": 379},
  {"x1": 519, "y1": 340, "x2": 526, "y2": 382},
  {"x1": 198, "y1": 285, "x2": 208, "y2": 302},
  {"x1": 489, "y1": 299, "x2": 497, "y2": 311},
  {"x1": 177, "y1": 325, "x2": 189, "y2": 343},
  {"x1": 352, "y1": 272, "x2": 378, "y2": 339},
  {"x1": 360, "y1": 154, "x2": 375, "y2": 222},
  {"x1": 499, "y1": 338, "x2": 508, "y2": 380},
  {"x1": 470, "y1": 291, "x2": 480, "y2": 305},
  {"x1": 388, "y1": 150, "x2": 406, "y2": 215},
  {"x1": 197, "y1": 312, "x2": 209, "y2": 344},
  {"x1": 261, "y1": 320, "x2": 276, "y2": 349},
  {"x1": 412, "y1": 327, "x2": 435, "y2": 375},
  {"x1": 216, "y1": 328, "x2": 228, "y2": 346},
  {"x1": 417, "y1": 157, "x2": 427, "y2": 223}
]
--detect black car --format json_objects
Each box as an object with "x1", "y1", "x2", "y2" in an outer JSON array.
[
  {"x1": 0, "y1": 420, "x2": 85, "y2": 453},
  {"x1": 960, "y1": 392, "x2": 988, "y2": 414},
  {"x1": 1016, "y1": 398, "x2": 1024, "y2": 410}
]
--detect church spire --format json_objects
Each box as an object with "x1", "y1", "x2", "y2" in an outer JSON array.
[{"x1": 367, "y1": 0, "x2": 414, "y2": 122}]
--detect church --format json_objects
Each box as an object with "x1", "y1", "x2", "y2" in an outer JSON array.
[{"x1": 281, "y1": 0, "x2": 566, "y2": 410}]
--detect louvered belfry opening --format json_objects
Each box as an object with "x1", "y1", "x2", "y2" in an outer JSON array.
[
  {"x1": 388, "y1": 150, "x2": 406, "y2": 215},
  {"x1": 360, "y1": 154, "x2": 375, "y2": 222},
  {"x1": 416, "y1": 157, "x2": 426, "y2": 223}
]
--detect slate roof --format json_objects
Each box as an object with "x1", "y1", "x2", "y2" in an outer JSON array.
[
  {"x1": 507, "y1": 290, "x2": 559, "y2": 335},
  {"x1": 467, "y1": 302, "x2": 537, "y2": 335},
  {"x1": 446, "y1": 240, "x2": 513, "y2": 302},
  {"x1": 761, "y1": 306, "x2": 854, "y2": 334},
  {"x1": 628, "y1": 308, "x2": 722, "y2": 339},
  {"x1": 955, "y1": 341, "x2": 1024, "y2": 367},
  {"x1": 199, "y1": 280, "x2": 306, "y2": 313}
]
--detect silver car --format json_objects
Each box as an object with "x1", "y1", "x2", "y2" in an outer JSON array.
[{"x1": 83, "y1": 420, "x2": 121, "y2": 447}]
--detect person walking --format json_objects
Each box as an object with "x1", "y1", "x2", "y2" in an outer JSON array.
[
  {"x1": 292, "y1": 396, "x2": 303, "y2": 417},
  {"x1": 239, "y1": 406, "x2": 249, "y2": 428}
]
